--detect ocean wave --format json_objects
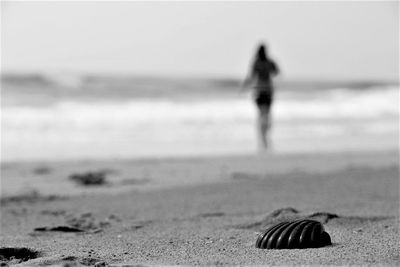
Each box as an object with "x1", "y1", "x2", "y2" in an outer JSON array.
[{"x1": 2, "y1": 86, "x2": 398, "y2": 126}]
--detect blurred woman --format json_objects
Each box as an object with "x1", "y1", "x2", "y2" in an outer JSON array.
[{"x1": 243, "y1": 43, "x2": 279, "y2": 149}]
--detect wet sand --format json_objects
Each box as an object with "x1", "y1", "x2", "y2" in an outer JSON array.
[{"x1": 0, "y1": 150, "x2": 399, "y2": 266}]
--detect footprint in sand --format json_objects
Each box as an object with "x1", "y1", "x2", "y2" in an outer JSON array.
[
  {"x1": 68, "y1": 169, "x2": 150, "y2": 188},
  {"x1": 198, "y1": 212, "x2": 226, "y2": 218},
  {"x1": 32, "y1": 166, "x2": 52, "y2": 175},
  {"x1": 231, "y1": 172, "x2": 261, "y2": 180},
  {"x1": 33, "y1": 212, "x2": 123, "y2": 235},
  {"x1": 20, "y1": 255, "x2": 107, "y2": 267},
  {"x1": 33, "y1": 226, "x2": 85, "y2": 233},
  {"x1": 0, "y1": 247, "x2": 40, "y2": 265},
  {"x1": 236, "y1": 207, "x2": 393, "y2": 230},
  {"x1": 0, "y1": 191, "x2": 65, "y2": 206}
]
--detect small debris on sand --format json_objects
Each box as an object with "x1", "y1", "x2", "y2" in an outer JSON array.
[
  {"x1": 69, "y1": 171, "x2": 108, "y2": 186},
  {"x1": 33, "y1": 166, "x2": 52, "y2": 175}
]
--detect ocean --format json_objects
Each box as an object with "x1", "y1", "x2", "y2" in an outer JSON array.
[{"x1": 1, "y1": 73, "x2": 399, "y2": 162}]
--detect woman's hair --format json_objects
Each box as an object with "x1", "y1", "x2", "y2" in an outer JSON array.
[{"x1": 256, "y1": 44, "x2": 268, "y2": 61}]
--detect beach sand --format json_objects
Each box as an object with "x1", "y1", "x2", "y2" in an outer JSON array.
[{"x1": 0, "y1": 150, "x2": 399, "y2": 266}]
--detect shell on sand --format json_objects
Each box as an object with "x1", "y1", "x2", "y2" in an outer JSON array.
[{"x1": 255, "y1": 219, "x2": 332, "y2": 249}]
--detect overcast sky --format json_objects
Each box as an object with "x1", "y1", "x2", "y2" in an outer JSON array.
[{"x1": 1, "y1": 1, "x2": 399, "y2": 80}]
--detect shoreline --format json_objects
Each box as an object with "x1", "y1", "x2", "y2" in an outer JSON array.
[
  {"x1": 1, "y1": 146, "x2": 398, "y2": 164},
  {"x1": 1, "y1": 149, "x2": 398, "y2": 197}
]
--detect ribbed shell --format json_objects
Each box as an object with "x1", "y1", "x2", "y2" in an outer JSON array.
[{"x1": 255, "y1": 219, "x2": 331, "y2": 249}]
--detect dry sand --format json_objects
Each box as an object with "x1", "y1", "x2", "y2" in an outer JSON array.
[{"x1": 0, "y1": 150, "x2": 399, "y2": 266}]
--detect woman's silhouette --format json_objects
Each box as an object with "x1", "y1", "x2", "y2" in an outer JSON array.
[{"x1": 243, "y1": 43, "x2": 279, "y2": 149}]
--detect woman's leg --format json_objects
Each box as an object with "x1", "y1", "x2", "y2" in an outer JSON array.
[
  {"x1": 257, "y1": 115, "x2": 266, "y2": 149},
  {"x1": 257, "y1": 107, "x2": 270, "y2": 149}
]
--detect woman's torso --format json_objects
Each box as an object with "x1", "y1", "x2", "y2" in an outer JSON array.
[{"x1": 252, "y1": 60, "x2": 275, "y2": 96}]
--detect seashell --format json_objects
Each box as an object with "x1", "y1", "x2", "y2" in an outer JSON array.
[{"x1": 255, "y1": 219, "x2": 332, "y2": 249}]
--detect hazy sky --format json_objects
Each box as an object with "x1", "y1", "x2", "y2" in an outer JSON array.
[{"x1": 2, "y1": 1, "x2": 399, "y2": 80}]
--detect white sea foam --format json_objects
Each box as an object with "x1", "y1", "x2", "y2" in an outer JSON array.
[{"x1": 1, "y1": 86, "x2": 398, "y2": 162}]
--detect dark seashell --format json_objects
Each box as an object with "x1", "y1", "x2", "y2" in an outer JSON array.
[{"x1": 255, "y1": 219, "x2": 332, "y2": 249}]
